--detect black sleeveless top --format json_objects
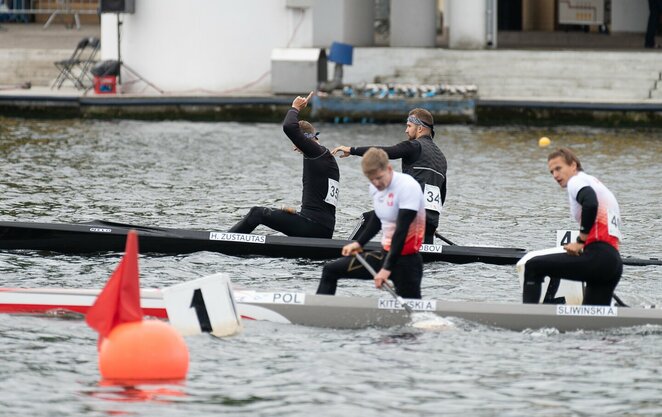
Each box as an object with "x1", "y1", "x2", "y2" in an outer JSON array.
[
  {"x1": 401, "y1": 136, "x2": 447, "y2": 207},
  {"x1": 352, "y1": 135, "x2": 447, "y2": 226}
]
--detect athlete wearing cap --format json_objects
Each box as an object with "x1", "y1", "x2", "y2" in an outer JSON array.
[
  {"x1": 332, "y1": 108, "x2": 447, "y2": 244},
  {"x1": 316, "y1": 148, "x2": 425, "y2": 298},
  {"x1": 228, "y1": 92, "x2": 340, "y2": 238},
  {"x1": 521, "y1": 147, "x2": 623, "y2": 305}
]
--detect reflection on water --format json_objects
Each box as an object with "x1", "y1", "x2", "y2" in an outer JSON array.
[
  {"x1": 0, "y1": 117, "x2": 661, "y2": 417},
  {"x1": 86, "y1": 383, "x2": 186, "y2": 404}
]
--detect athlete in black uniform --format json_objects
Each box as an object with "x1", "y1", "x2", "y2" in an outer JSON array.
[
  {"x1": 332, "y1": 108, "x2": 447, "y2": 244},
  {"x1": 228, "y1": 92, "x2": 340, "y2": 238}
]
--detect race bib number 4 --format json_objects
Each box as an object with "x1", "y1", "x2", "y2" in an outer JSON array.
[
  {"x1": 424, "y1": 184, "x2": 442, "y2": 213},
  {"x1": 556, "y1": 230, "x2": 579, "y2": 247},
  {"x1": 324, "y1": 178, "x2": 340, "y2": 207}
]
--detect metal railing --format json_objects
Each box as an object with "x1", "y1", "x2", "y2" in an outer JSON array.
[{"x1": 0, "y1": 0, "x2": 99, "y2": 29}]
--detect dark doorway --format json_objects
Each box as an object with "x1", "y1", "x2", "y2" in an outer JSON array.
[{"x1": 498, "y1": 0, "x2": 522, "y2": 31}]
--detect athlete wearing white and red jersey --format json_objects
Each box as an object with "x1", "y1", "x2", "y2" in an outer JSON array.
[
  {"x1": 316, "y1": 148, "x2": 426, "y2": 299},
  {"x1": 372, "y1": 171, "x2": 426, "y2": 256},
  {"x1": 567, "y1": 171, "x2": 621, "y2": 249},
  {"x1": 521, "y1": 147, "x2": 623, "y2": 306}
]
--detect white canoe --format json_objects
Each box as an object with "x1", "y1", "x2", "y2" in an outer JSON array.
[{"x1": 1, "y1": 287, "x2": 662, "y2": 331}]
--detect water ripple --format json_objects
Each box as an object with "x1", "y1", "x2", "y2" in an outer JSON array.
[{"x1": 0, "y1": 118, "x2": 661, "y2": 416}]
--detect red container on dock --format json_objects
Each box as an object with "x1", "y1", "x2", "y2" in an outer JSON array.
[{"x1": 94, "y1": 75, "x2": 117, "y2": 94}]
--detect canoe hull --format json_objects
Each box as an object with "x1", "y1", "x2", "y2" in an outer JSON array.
[
  {"x1": 0, "y1": 220, "x2": 527, "y2": 265},
  {"x1": 1, "y1": 220, "x2": 659, "y2": 266},
  {"x1": 2, "y1": 287, "x2": 662, "y2": 332}
]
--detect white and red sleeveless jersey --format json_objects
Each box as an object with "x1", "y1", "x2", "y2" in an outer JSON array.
[
  {"x1": 369, "y1": 171, "x2": 426, "y2": 255},
  {"x1": 567, "y1": 171, "x2": 621, "y2": 250}
]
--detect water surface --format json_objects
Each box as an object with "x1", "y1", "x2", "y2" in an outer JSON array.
[{"x1": 0, "y1": 118, "x2": 661, "y2": 416}]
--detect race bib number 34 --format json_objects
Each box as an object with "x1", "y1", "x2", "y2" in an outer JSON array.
[
  {"x1": 325, "y1": 178, "x2": 340, "y2": 207},
  {"x1": 424, "y1": 184, "x2": 442, "y2": 213}
]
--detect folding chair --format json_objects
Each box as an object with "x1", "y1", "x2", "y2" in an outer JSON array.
[
  {"x1": 76, "y1": 37, "x2": 101, "y2": 88},
  {"x1": 52, "y1": 37, "x2": 100, "y2": 90}
]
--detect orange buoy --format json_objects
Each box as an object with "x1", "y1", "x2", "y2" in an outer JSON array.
[{"x1": 99, "y1": 320, "x2": 189, "y2": 381}]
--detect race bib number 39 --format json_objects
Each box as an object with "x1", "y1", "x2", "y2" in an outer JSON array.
[
  {"x1": 324, "y1": 178, "x2": 340, "y2": 207},
  {"x1": 424, "y1": 184, "x2": 442, "y2": 213}
]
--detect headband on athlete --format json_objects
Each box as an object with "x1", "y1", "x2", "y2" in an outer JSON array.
[
  {"x1": 407, "y1": 115, "x2": 435, "y2": 138},
  {"x1": 304, "y1": 131, "x2": 320, "y2": 139}
]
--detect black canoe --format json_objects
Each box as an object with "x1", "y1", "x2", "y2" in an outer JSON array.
[{"x1": 0, "y1": 220, "x2": 659, "y2": 267}]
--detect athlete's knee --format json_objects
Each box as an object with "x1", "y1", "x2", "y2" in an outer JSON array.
[
  {"x1": 246, "y1": 206, "x2": 268, "y2": 219},
  {"x1": 229, "y1": 206, "x2": 268, "y2": 233},
  {"x1": 522, "y1": 257, "x2": 549, "y2": 283}
]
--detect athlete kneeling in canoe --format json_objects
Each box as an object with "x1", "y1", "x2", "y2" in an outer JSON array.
[
  {"x1": 317, "y1": 148, "x2": 426, "y2": 298},
  {"x1": 332, "y1": 108, "x2": 447, "y2": 244},
  {"x1": 228, "y1": 92, "x2": 340, "y2": 238},
  {"x1": 521, "y1": 147, "x2": 623, "y2": 306}
]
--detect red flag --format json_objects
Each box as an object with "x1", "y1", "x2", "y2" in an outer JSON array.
[{"x1": 86, "y1": 230, "x2": 143, "y2": 347}]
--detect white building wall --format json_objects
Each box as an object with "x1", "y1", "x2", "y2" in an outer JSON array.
[
  {"x1": 312, "y1": 0, "x2": 374, "y2": 47},
  {"x1": 447, "y1": 0, "x2": 486, "y2": 49},
  {"x1": 342, "y1": 0, "x2": 375, "y2": 46},
  {"x1": 101, "y1": 0, "x2": 314, "y2": 94},
  {"x1": 390, "y1": 0, "x2": 437, "y2": 47}
]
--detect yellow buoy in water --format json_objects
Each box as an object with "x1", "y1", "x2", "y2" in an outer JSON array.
[{"x1": 538, "y1": 137, "x2": 551, "y2": 147}]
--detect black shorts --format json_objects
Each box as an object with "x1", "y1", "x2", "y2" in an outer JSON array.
[{"x1": 522, "y1": 241, "x2": 622, "y2": 306}]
